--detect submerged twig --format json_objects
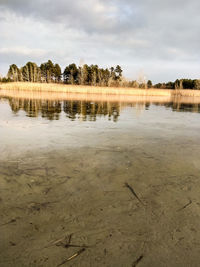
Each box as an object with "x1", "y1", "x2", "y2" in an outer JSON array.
[
  {"x1": 55, "y1": 234, "x2": 72, "y2": 248},
  {"x1": 132, "y1": 255, "x2": 144, "y2": 267},
  {"x1": 27, "y1": 183, "x2": 32, "y2": 189},
  {"x1": 62, "y1": 244, "x2": 89, "y2": 249},
  {"x1": 46, "y1": 235, "x2": 72, "y2": 248},
  {"x1": 124, "y1": 182, "x2": 144, "y2": 205},
  {"x1": 57, "y1": 248, "x2": 86, "y2": 266},
  {"x1": 57, "y1": 234, "x2": 89, "y2": 249},
  {"x1": 46, "y1": 234, "x2": 89, "y2": 249},
  {"x1": 177, "y1": 200, "x2": 192, "y2": 211}
]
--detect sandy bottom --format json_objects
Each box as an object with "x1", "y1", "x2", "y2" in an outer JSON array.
[{"x1": 1, "y1": 136, "x2": 200, "y2": 267}]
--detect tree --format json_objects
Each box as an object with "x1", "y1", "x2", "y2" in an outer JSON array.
[
  {"x1": 63, "y1": 63, "x2": 79, "y2": 84},
  {"x1": 46, "y1": 60, "x2": 54, "y2": 82},
  {"x1": 90, "y1": 65, "x2": 98, "y2": 86},
  {"x1": 8, "y1": 64, "x2": 20, "y2": 82},
  {"x1": 54, "y1": 64, "x2": 62, "y2": 82},
  {"x1": 22, "y1": 65, "x2": 29, "y2": 82},
  {"x1": 147, "y1": 80, "x2": 152, "y2": 88},
  {"x1": 21, "y1": 62, "x2": 40, "y2": 82},
  {"x1": 98, "y1": 68, "x2": 105, "y2": 86},
  {"x1": 40, "y1": 60, "x2": 55, "y2": 82},
  {"x1": 40, "y1": 63, "x2": 47, "y2": 82},
  {"x1": 194, "y1": 80, "x2": 200, "y2": 90},
  {"x1": 165, "y1": 81, "x2": 175, "y2": 89},
  {"x1": 81, "y1": 64, "x2": 90, "y2": 85},
  {"x1": 175, "y1": 79, "x2": 183, "y2": 90},
  {"x1": 182, "y1": 79, "x2": 195, "y2": 89},
  {"x1": 115, "y1": 65, "x2": 123, "y2": 80},
  {"x1": 154, "y1": 83, "x2": 162, "y2": 88},
  {"x1": 110, "y1": 67, "x2": 115, "y2": 80},
  {"x1": 103, "y1": 68, "x2": 110, "y2": 86},
  {"x1": 5, "y1": 61, "x2": 126, "y2": 87},
  {"x1": 18, "y1": 68, "x2": 23, "y2": 81}
]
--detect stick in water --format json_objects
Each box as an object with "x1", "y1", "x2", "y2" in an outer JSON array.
[
  {"x1": 57, "y1": 248, "x2": 86, "y2": 266},
  {"x1": 132, "y1": 255, "x2": 144, "y2": 267},
  {"x1": 177, "y1": 200, "x2": 192, "y2": 211},
  {"x1": 124, "y1": 182, "x2": 144, "y2": 205}
]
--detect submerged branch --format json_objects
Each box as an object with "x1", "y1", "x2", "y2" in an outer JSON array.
[
  {"x1": 124, "y1": 182, "x2": 144, "y2": 205},
  {"x1": 132, "y1": 255, "x2": 144, "y2": 267},
  {"x1": 57, "y1": 248, "x2": 86, "y2": 266},
  {"x1": 177, "y1": 200, "x2": 192, "y2": 211}
]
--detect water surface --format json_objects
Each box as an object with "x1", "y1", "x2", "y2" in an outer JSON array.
[{"x1": 1, "y1": 93, "x2": 200, "y2": 266}]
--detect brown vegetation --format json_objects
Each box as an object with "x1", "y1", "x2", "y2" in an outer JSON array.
[
  {"x1": 0, "y1": 82, "x2": 171, "y2": 96},
  {"x1": 1, "y1": 82, "x2": 200, "y2": 98}
]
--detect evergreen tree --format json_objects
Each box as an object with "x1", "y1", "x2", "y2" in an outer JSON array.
[
  {"x1": 46, "y1": 60, "x2": 54, "y2": 82},
  {"x1": 22, "y1": 65, "x2": 29, "y2": 82},
  {"x1": 147, "y1": 80, "x2": 152, "y2": 88},
  {"x1": 40, "y1": 60, "x2": 55, "y2": 82},
  {"x1": 194, "y1": 80, "x2": 200, "y2": 90},
  {"x1": 63, "y1": 63, "x2": 79, "y2": 84},
  {"x1": 81, "y1": 64, "x2": 90, "y2": 85},
  {"x1": 90, "y1": 65, "x2": 99, "y2": 86},
  {"x1": 8, "y1": 64, "x2": 20, "y2": 82},
  {"x1": 54, "y1": 64, "x2": 62, "y2": 82},
  {"x1": 115, "y1": 65, "x2": 123, "y2": 80}
]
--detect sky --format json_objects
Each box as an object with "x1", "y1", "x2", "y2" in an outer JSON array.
[{"x1": 0, "y1": 0, "x2": 199, "y2": 83}]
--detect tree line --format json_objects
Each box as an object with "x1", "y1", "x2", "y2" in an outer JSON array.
[
  {"x1": 2, "y1": 60, "x2": 123, "y2": 87},
  {"x1": 5, "y1": 60, "x2": 62, "y2": 83},
  {"x1": 0, "y1": 60, "x2": 199, "y2": 89},
  {"x1": 153, "y1": 79, "x2": 200, "y2": 90}
]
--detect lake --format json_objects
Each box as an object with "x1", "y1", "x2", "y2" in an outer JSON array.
[{"x1": 1, "y1": 92, "x2": 200, "y2": 267}]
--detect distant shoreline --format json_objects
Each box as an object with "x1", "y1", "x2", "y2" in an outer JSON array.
[{"x1": 1, "y1": 82, "x2": 200, "y2": 98}]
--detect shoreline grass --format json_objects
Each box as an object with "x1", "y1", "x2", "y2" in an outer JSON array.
[
  {"x1": 0, "y1": 82, "x2": 171, "y2": 96},
  {"x1": 1, "y1": 82, "x2": 200, "y2": 98}
]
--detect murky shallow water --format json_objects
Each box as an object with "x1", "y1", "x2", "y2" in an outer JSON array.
[{"x1": 1, "y1": 93, "x2": 200, "y2": 267}]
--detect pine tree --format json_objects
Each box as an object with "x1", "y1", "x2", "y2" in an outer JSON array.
[
  {"x1": 54, "y1": 64, "x2": 62, "y2": 82},
  {"x1": 8, "y1": 64, "x2": 20, "y2": 82}
]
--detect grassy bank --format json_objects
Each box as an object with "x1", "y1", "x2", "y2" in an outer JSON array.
[
  {"x1": 0, "y1": 82, "x2": 171, "y2": 96},
  {"x1": 1, "y1": 82, "x2": 200, "y2": 97},
  {"x1": 0, "y1": 89, "x2": 173, "y2": 104}
]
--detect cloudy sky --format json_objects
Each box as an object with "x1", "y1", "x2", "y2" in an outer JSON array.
[{"x1": 0, "y1": 0, "x2": 199, "y2": 82}]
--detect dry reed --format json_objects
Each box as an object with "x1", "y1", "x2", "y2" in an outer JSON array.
[
  {"x1": 0, "y1": 82, "x2": 171, "y2": 96},
  {"x1": 1, "y1": 82, "x2": 200, "y2": 98}
]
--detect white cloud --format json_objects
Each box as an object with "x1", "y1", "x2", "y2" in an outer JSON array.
[
  {"x1": 0, "y1": 47, "x2": 46, "y2": 57},
  {"x1": 0, "y1": 0, "x2": 199, "y2": 82}
]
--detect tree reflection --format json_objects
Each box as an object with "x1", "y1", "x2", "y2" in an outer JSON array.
[
  {"x1": 154, "y1": 102, "x2": 200, "y2": 113},
  {"x1": 8, "y1": 98, "x2": 62, "y2": 120},
  {"x1": 63, "y1": 101, "x2": 120, "y2": 121},
  {"x1": 7, "y1": 98, "x2": 120, "y2": 121},
  {"x1": 3, "y1": 96, "x2": 200, "y2": 121}
]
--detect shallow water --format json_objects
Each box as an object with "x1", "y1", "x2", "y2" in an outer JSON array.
[{"x1": 1, "y1": 93, "x2": 200, "y2": 267}]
